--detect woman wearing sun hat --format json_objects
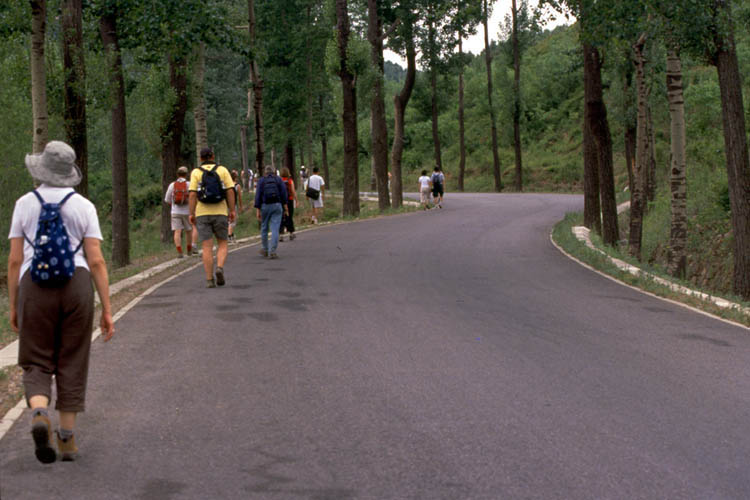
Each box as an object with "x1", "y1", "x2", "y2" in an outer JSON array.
[{"x1": 7, "y1": 140, "x2": 115, "y2": 464}]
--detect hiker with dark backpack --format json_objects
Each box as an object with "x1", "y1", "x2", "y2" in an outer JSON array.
[
  {"x1": 188, "y1": 147, "x2": 236, "y2": 288},
  {"x1": 164, "y1": 166, "x2": 193, "y2": 257},
  {"x1": 254, "y1": 165, "x2": 288, "y2": 259},
  {"x1": 8, "y1": 141, "x2": 115, "y2": 464},
  {"x1": 431, "y1": 166, "x2": 445, "y2": 209}
]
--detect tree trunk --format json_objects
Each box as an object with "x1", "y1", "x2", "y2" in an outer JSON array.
[
  {"x1": 30, "y1": 0, "x2": 47, "y2": 153},
  {"x1": 160, "y1": 54, "x2": 189, "y2": 243},
  {"x1": 370, "y1": 123, "x2": 377, "y2": 192},
  {"x1": 319, "y1": 94, "x2": 330, "y2": 186},
  {"x1": 458, "y1": 35, "x2": 466, "y2": 192},
  {"x1": 240, "y1": 126, "x2": 248, "y2": 176},
  {"x1": 62, "y1": 0, "x2": 88, "y2": 196},
  {"x1": 624, "y1": 126, "x2": 636, "y2": 196},
  {"x1": 666, "y1": 46, "x2": 687, "y2": 278},
  {"x1": 582, "y1": 43, "x2": 600, "y2": 234},
  {"x1": 584, "y1": 43, "x2": 618, "y2": 246},
  {"x1": 483, "y1": 0, "x2": 502, "y2": 191},
  {"x1": 511, "y1": 0, "x2": 523, "y2": 191},
  {"x1": 430, "y1": 68, "x2": 443, "y2": 171},
  {"x1": 193, "y1": 42, "x2": 208, "y2": 166},
  {"x1": 622, "y1": 60, "x2": 636, "y2": 198},
  {"x1": 629, "y1": 34, "x2": 649, "y2": 259},
  {"x1": 713, "y1": 0, "x2": 750, "y2": 300},
  {"x1": 306, "y1": 4, "x2": 314, "y2": 172},
  {"x1": 321, "y1": 132, "x2": 330, "y2": 187},
  {"x1": 645, "y1": 105, "x2": 657, "y2": 204},
  {"x1": 248, "y1": 0, "x2": 265, "y2": 172},
  {"x1": 284, "y1": 141, "x2": 295, "y2": 180},
  {"x1": 337, "y1": 0, "x2": 359, "y2": 216},
  {"x1": 390, "y1": 37, "x2": 416, "y2": 209},
  {"x1": 100, "y1": 8, "x2": 129, "y2": 267}
]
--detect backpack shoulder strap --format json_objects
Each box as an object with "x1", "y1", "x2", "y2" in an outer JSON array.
[
  {"x1": 58, "y1": 190, "x2": 77, "y2": 207},
  {"x1": 31, "y1": 189, "x2": 45, "y2": 204}
]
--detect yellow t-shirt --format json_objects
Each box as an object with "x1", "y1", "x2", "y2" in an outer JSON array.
[{"x1": 189, "y1": 164, "x2": 234, "y2": 217}]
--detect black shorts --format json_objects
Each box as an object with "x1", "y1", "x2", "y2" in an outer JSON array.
[{"x1": 432, "y1": 186, "x2": 444, "y2": 197}]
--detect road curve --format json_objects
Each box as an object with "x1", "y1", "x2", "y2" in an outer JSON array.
[{"x1": 2, "y1": 193, "x2": 749, "y2": 499}]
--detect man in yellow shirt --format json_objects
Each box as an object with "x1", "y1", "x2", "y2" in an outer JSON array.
[{"x1": 189, "y1": 148, "x2": 236, "y2": 288}]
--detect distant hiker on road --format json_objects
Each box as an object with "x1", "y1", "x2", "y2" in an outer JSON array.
[
  {"x1": 189, "y1": 147, "x2": 236, "y2": 287},
  {"x1": 306, "y1": 166, "x2": 325, "y2": 224},
  {"x1": 228, "y1": 170, "x2": 243, "y2": 244},
  {"x1": 279, "y1": 167, "x2": 297, "y2": 242},
  {"x1": 164, "y1": 166, "x2": 193, "y2": 257},
  {"x1": 418, "y1": 170, "x2": 432, "y2": 210},
  {"x1": 8, "y1": 141, "x2": 115, "y2": 464},
  {"x1": 431, "y1": 166, "x2": 445, "y2": 209},
  {"x1": 255, "y1": 165, "x2": 288, "y2": 259}
]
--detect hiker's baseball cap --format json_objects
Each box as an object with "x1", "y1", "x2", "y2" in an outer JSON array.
[
  {"x1": 200, "y1": 147, "x2": 214, "y2": 160},
  {"x1": 177, "y1": 166, "x2": 188, "y2": 175},
  {"x1": 25, "y1": 141, "x2": 82, "y2": 187}
]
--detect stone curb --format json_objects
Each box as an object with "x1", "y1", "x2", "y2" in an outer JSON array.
[{"x1": 571, "y1": 225, "x2": 750, "y2": 320}]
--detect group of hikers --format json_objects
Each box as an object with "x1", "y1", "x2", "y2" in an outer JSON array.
[
  {"x1": 418, "y1": 166, "x2": 445, "y2": 210},
  {"x1": 8, "y1": 140, "x2": 446, "y2": 465},
  {"x1": 7, "y1": 141, "x2": 329, "y2": 464},
  {"x1": 163, "y1": 149, "x2": 327, "y2": 285}
]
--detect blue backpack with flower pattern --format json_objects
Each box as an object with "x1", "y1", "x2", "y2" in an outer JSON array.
[{"x1": 23, "y1": 190, "x2": 83, "y2": 286}]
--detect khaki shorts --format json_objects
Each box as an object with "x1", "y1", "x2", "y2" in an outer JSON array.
[
  {"x1": 196, "y1": 215, "x2": 228, "y2": 242},
  {"x1": 171, "y1": 214, "x2": 191, "y2": 231}
]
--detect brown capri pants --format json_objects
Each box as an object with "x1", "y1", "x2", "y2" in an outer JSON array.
[{"x1": 17, "y1": 268, "x2": 94, "y2": 412}]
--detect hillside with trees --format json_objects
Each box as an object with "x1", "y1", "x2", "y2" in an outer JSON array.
[{"x1": 0, "y1": 0, "x2": 749, "y2": 301}]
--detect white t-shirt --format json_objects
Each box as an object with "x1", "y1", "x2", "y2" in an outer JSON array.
[
  {"x1": 418, "y1": 175, "x2": 431, "y2": 190},
  {"x1": 308, "y1": 174, "x2": 325, "y2": 192},
  {"x1": 164, "y1": 178, "x2": 190, "y2": 215},
  {"x1": 9, "y1": 184, "x2": 102, "y2": 282}
]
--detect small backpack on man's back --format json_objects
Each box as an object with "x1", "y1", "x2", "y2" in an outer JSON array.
[
  {"x1": 431, "y1": 172, "x2": 443, "y2": 189},
  {"x1": 262, "y1": 176, "x2": 282, "y2": 204},
  {"x1": 173, "y1": 178, "x2": 189, "y2": 205},
  {"x1": 197, "y1": 165, "x2": 225, "y2": 204},
  {"x1": 23, "y1": 190, "x2": 83, "y2": 287}
]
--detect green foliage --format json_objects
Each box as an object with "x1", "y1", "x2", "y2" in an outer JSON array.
[{"x1": 129, "y1": 183, "x2": 164, "y2": 220}]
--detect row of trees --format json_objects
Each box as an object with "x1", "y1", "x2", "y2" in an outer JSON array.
[
  {"x1": 19, "y1": 0, "x2": 529, "y2": 264},
  {"x1": 10, "y1": 0, "x2": 750, "y2": 300},
  {"x1": 540, "y1": 0, "x2": 750, "y2": 299}
]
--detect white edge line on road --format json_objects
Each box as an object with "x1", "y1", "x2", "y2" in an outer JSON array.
[
  {"x1": 549, "y1": 230, "x2": 749, "y2": 331},
  {"x1": 0, "y1": 260, "x2": 204, "y2": 442}
]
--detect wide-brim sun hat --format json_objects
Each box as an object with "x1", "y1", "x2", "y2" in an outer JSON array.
[{"x1": 25, "y1": 141, "x2": 82, "y2": 187}]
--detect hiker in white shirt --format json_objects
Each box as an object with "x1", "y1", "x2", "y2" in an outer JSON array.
[
  {"x1": 306, "y1": 167, "x2": 325, "y2": 224},
  {"x1": 418, "y1": 170, "x2": 432, "y2": 210}
]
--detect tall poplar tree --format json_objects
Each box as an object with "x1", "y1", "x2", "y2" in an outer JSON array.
[
  {"x1": 387, "y1": 0, "x2": 418, "y2": 208},
  {"x1": 30, "y1": 0, "x2": 47, "y2": 153},
  {"x1": 99, "y1": 0, "x2": 129, "y2": 267},
  {"x1": 710, "y1": 0, "x2": 750, "y2": 299},
  {"x1": 482, "y1": 0, "x2": 503, "y2": 191},
  {"x1": 448, "y1": 0, "x2": 481, "y2": 192},
  {"x1": 61, "y1": 0, "x2": 88, "y2": 195},
  {"x1": 336, "y1": 0, "x2": 359, "y2": 216}
]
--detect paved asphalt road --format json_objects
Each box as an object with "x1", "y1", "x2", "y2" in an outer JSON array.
[{"x1": 2, "y1": 193, "x2": 749, "y2": 500}]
